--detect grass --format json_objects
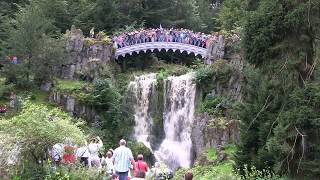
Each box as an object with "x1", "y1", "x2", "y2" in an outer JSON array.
[
  {"x1": 53, "y1": 79, "x2": 87, "y2": 94},
  {"x1": 16, "y1": 88, "x2": 56, "y2": 108},
  {"x1": 174, "y1": 144, "x2": 238, "y2": 180},
  {"x1": 207, "y1": 148, "x2": 218, "y2": 161},
  {"x1": 224, "y1": 144, "x2": 237, "y2": 156}
]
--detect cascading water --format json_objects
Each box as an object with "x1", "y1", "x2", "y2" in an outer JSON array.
[
  {"x1": 154, "y1": 73, "x2": 197, "y2": 170},
  {"x1": 128, "y1": 73, "x2": 157, "y2": 150},
  {"x1": 129, "y1": 72, "x2": 197, "y2": 170}
]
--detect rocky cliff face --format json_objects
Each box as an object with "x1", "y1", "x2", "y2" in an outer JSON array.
[
  {"x1": 60, "y1": 26, "x2": 115, "y2": 81},
  {"x1": 192, "y1": 35, "x2": 242, "y2": 160},
  {"x1": 205, "y1": 35, "x2": 225, "y2": 65},
  {"x1": 49, "y1": 91, "x2": 100, "y2": 126}
]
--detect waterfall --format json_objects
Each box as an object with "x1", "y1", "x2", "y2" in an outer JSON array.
[
  {"x1": 129, "y1": 72, "x2": 197, "y2": 170},
  {"x1": 128, "y1": 73, "x2": 157, "y2": 150},
  {"x1": 154, "y1": 73, "x2": 197, "y2": 170}
]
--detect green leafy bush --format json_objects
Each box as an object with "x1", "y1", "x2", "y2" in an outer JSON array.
[
  {"x1": 195, "y1": 66, "x2": 215, "y2": 85},
  {"x1": 0, "y1": 101, "x2": 86, "y2": 167},
  {"x1": 45, "y1": 165, "x2": 103, "y2": 180},
  {"x1": 198, "y1": 96, "x2": 228, "y2": 117},
  {"x1": 128, "y1": 142, "x2": 153, "y2": 164},
  {"x1": 80, "y1": 79, "x2": 121, "y2": 110},
  {"x1": 195, "y1": 60, "x2": 235, "y2": 87}
]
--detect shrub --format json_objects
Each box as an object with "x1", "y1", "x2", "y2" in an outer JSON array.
[
  {"x1": 195, "y1": 66, "x2": 214, "y2": 85},
  {"x1": 0, "y1": 101, "x2": 86, "y2": 168},
  {"x1": 45, "y1": 165, "x2": 103, "y2": 180},
  {"x1": 195, "y1": 60, "x2": 235, "y2": 87},
  {"x1": 128, "y1": 142, "x2": 153, "y2": 164},
  {"x1": 198, "y1": 96, "x2": 228, "y2": 116}
]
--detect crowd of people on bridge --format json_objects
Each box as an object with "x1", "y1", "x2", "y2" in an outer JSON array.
[
  {"x1": 113, "y1": 27, "x2": 221, "y2": 49},
  {"x1": 50, "y1": 138, "x2": 190, "y2": 180}
]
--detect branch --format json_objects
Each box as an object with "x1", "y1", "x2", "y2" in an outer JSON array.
[
  {"x1": 280, "y1": 127, "x2": 306, "y2": 175},
  {"x1": 306, "y1": 61, "x2": 316, "y2": 80},
  {"x1": 295, "y1": 127, "x2": 306, "y2": 174},
  {"x1": 285, "y1": 131, "x2": 298, "y2": 174},
  {"x1": 266, "y1": 105, "x2": 285, "y2": 140},
  {"x1": 246, "y1": 94, "x2": 271, "y2": 131}
]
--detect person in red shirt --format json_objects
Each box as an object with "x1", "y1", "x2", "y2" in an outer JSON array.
[
  {"x1": 133, "y1": 154, "x2": 149, "y2": 177},
  {"x1": 62, "y1": 145, "x2": 76, "y2": 164}
]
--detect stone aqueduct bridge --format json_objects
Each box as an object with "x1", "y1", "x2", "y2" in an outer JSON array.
[
  {"x1": 61, "y1": 27, "x2": 227, "y2": 80},
  {"x1": 113, "y1": 33, "x2": 226, "y2": 64},
  {"x1": 115, "y1": 42, "x2": 208, "y2": 59}
]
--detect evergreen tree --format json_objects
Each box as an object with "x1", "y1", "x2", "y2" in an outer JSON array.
[
  {"x1": 3, "y1": 1, "x2": 65, "y2": 86},
  {"x1": 0, "y1": 0, "x2": 28, "y2": 59},
  {"x1": 234, "y1": 0, "x2": 320, "y2": 178}
]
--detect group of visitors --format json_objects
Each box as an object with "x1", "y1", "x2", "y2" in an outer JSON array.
[
  {"x1": 51, "y1": 138, "x2": 154, "y2": 180},
  {"x1": 51, "y1": 137, "x2": 194, "y2": 180},
  {"x1": 113, "y1": 28, "x2": 220, "y2": 49},
  {"x1": 51, "y1": 137, "x2": 105, "y2": 170}
]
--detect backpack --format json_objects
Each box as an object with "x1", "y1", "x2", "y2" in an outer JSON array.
[{"x1": 136, "y1": 161, "x2": 146, "y2": 177}]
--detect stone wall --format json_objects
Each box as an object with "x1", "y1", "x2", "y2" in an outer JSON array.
[
  {"x1": 49, "y1": 91, "x2": 100, "y2": 126},
  {"x1": 60, "y1": 26, "x2": 115, "y2": 80}
]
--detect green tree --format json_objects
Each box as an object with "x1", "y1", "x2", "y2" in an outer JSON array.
[
  {"x1": 0, "y1": 102, "x2": 85, "y2": 167},
  {"x1": 4, "y1": 1, "x2": 65, "y2": 86},
  {"x1": 235, "y1": 0, "x2": 320, "y2": 178},
  {"x1": 35, "y1": 0, "x2": 71, "y2": 32},
  {"x1": 216, "y1": 0, "x2": 246, "y2": 31},
  {"x1": 0, "y1": 0, "x2": 28, "y2": 59},
  {"x1": 196, "y1": 0, "x2": 221, "y2": 32},
  {"x1": 92, "y1": 0, "x2": 123, "y2": 32}
]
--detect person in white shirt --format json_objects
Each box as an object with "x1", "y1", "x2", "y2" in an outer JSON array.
[
  {"x1": 76, "y1": 141, "x2": 90, "y2": 166},
  {"x1": 113, "y1": 139, "x2": 135, "y2": 180},
  {"x1": 88, "y1": 136, "x2": 103, "y2": 168},
  {"x1": 101, "y1": 149, "x2": 115, "y2": 176},
  {"x1": 51, "y1": 143, "x2": 64, "y2": 166}
]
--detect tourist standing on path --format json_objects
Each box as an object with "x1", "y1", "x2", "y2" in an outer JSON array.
[
  {"x1": 62, "y1": 139, "x2": 77, "y2": 165},
  {"x1": 101, "y1": 149, "x2": 115, "y2": 176},
  {"x1": 113, "y1": 139, "x2": 135, "y2": 180},
  {"x1": 133, "y1": 154, "x2": 149, "y2": 177},
  {"x1": 88, "y1": 136, "x2": 103, "y2": 168},
  {"x1": 51, "y1": 143, "x2": 64, "y2": 166},
  {"x1": 76, "y1": 141, "x2": 90, "y2": 166}
]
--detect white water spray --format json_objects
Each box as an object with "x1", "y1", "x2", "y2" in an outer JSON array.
[
  {"x1": 154, "y1": 73, "x2": 197, "y2": 170},
  {"x1": 128, "y1": 73, "x2": 157, "y2": 150}
]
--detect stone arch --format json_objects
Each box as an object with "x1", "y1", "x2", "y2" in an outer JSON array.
[{"x1": 115, "y1": 42, "x2": 207, "y2": 60}]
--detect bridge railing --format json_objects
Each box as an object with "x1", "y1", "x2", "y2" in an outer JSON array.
[{"x1": 115, "y1": 42, "x2": 207, "y2": 59}]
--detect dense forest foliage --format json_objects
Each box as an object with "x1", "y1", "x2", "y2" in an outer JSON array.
[{"x1": 0, "y1": 0, "x2": 320, "y2": 179}]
